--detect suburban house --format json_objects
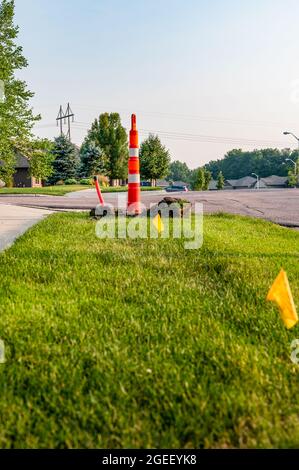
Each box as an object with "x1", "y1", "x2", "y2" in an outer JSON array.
[
  {"x1": 208, "y1": 180, "x2": 218, "y2": 190},
  {"x1": 155, "y1": 179, "x2": 170, "y2": 188},
  {"x1": 259, "y1": 175, "x2": 288, "y2": 188},
  {"x1": 224, "y1": 176, "x2": 257, "y2": 190},
  {"x1": 172, "y1": 180, "x2": 190, "y2": 188},
  {"x1": 0, "y1": 153, "x2": 42, "y2": 188},
  {"x1": 214, "y1": 175, "x2": 289, "y2": 190}
]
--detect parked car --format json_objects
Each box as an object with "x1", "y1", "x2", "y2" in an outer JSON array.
[{"x1": 165, "y1": 185, "x2": 189, "y2": 192}]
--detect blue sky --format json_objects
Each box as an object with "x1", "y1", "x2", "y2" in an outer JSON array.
[{"x1": 14, "y1": 0, "x2": 299, "y2": 168}]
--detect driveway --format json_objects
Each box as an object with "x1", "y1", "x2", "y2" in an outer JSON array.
[
  {"x1": 0, "y1": 189, "x2": 299, "y2": 228},
  {"x1": 0, "y1": 204, "x2": 52, "y2": 252}
]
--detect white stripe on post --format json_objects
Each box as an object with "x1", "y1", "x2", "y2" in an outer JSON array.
[
  {"x1": 129, "y1": 148, "x2": 139, "y2": 157},
  {"x1": 128, "y1": 174, "x2": 140, "y2": 184}
]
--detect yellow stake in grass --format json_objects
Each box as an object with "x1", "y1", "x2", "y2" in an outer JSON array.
[
  {"x1": 153, "y1": 214, "x2": 164, "y2": 234},
  {"x1": 267, "y1": 269, "x2": 298, "y2": 329}
]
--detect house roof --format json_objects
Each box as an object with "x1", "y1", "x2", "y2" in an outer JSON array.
[
  {"x1": 172, "y1": 180, "x2": 188, "y2": 187},
  {"x1": 260, "y1": 175, "x2": 288, "y2": 186},
  {"x1": 0, "y1": 152, "x2": 29, "y2": 169},
  {"x1": 226, "y1": 176, "x2": 256, "y2": 187},
  {"x1": 156, "y1": 179, "x2": 170, "y2": 187},
  {"x1": 208, "y1": 179, "x2": 218, "y2": 190}
]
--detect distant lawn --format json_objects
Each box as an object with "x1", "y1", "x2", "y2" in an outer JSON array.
[
  {"x1": 0, "y1": 185, "x2": 163, "y2": 196},
  {"x1": 0, "y1": 185, "x2": 90, "y2": 196},
  {"x1": 0, "y1": 213, "x2": 299, "y2": 448}
]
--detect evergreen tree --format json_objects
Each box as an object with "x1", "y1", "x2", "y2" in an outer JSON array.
[
  {"x1": 139, "y1": 134, "x2": 170, "y2": 186},
  {"x1": 0, "y1": 0, "x2": 40, "y2": 185},
  {"x1": 203, "y1": 169, "x2": 212, "y2": 190},
  {"x1": 80, "y1": 140, "x2": 108, "y2": 177},
  {"x1": 50, "y1": 136, "x2": 80, "y2": 183},
  {"x1": 193, "y1": 167, "x2": 205, "y2": 190},
  {"x1": 217, "y1": 171, "x2": 225, "y2": 190},
  {"x1": 168, "y1": 160, "x2": 190, "y2": 183}
]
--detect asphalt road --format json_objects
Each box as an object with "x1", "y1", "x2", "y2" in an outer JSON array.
[{"x1": 0, "y1": 188, "x2": 299, "y2": 228}]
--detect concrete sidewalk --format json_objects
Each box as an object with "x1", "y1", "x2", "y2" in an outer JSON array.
[{"x1": 0, "y1": 204, "x2": 52, "y2": 252}]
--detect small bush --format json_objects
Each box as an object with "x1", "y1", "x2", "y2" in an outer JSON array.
[
  {"x1": 80, "y1": 178, "x2": 92, "y2": 185},
  {"x1": 64, "y1": 178, "x2": 78, "y2": 185},
  {"x1": 55, "y1": 180, "x2": 65, "y2": 186}
]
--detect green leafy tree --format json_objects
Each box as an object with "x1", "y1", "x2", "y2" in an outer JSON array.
[
  {"x1": 50, "y1": 136, "x2": 80, "y2": 184},
  {"x1": 80, "y1": 140, "x2": 108, "y2": 177},
  {"x1": 0, "y1": 0, "x2": 40, "y2": 185},
  {"x1": 288, "y1": 170, "x2": 297, "y2": 188},
  {"x1": 86, "y1": 113, "x2": 128, "y2": 184},
  {"x1": 217, "y1": 171, "x2": 225, "y2": 190},
  {"x1": 168, "y1": 160, "x2": 190, "y2": 183},
  {"x1": 139, "y1": 134, "x2": 170, "y2": 186},
  {"x1": 205, "y1": 148, "x2": 297, "y2": 180},
  {"x1": 27, "y1": 138, "x2": 54, "y2": 182}
]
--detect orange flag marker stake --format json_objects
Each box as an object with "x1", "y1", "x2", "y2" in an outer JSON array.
[{"x1": 267, "y1": 269, "x2": 298, "y2": 329}]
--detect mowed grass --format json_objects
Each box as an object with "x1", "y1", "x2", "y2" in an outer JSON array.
[
  {"x1": 0, "y1": 185, "x2": 162, "y2": 196},
  {"x1": 0, "y1": 212, "x2": 299, "y2": 448},
  {"x1": 0, "y1": 185, "x2": 90, "y2": 196}
]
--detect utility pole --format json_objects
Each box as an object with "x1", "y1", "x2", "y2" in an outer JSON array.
[
  {"x1": 56, "y1": 103, "x2": 75, "y2": 141},
  {"x1": 56, "y1": 105, "x2": 64, "y2": 137}
]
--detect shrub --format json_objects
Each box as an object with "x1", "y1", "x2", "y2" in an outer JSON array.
[
  {"x1": 64, "y1": 178, "x2": 78, "y2": 185},
  {"x1": 80, "y1": 178, "x2": 92, "y2": 185}
]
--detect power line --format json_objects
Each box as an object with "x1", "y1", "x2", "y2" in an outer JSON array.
[
  {"x1": 72, "y1": 103, "x2": 297, "y2": 130},
  {"x1": 71, "y1": 122, "x2": 288, "y2": 147}
]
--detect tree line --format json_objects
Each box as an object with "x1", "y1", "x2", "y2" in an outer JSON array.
[{"x1": 168, "y1": 148, "x2": 299, "y2": 189}]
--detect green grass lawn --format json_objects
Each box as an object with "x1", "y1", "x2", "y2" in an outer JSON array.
[
  {"x1": 0, "y1": 213, "x2": 299, "y2": 448},
  {"x1": 0, "y1": 185, "x2": 163, "y2": 196}
]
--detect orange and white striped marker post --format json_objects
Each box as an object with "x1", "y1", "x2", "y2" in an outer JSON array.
[{"x1": 127, "y1": 114, "x2": 141, "y2": 215}]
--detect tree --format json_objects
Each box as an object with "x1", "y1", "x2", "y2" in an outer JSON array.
[
  {"x1": 50, "y1": 136, "x2": 80, "y2": 183},
  {"x1": 168, "y1": 160, "x2": 190, "y2": 183},
  {"x1": 203, "y1": 169, "x2": 212, "y2": 190},
  {"x1": 139, "y1": 134, "x2": 170, "y2": 186},
  {"x1": 80, "y1": 140, "x2": 108, "y2": 177},
  {"x1": 0, "y1": 0, "x2": 40, "y2": 185},
  {"x1": 217, "y1": 171, "x2": 225, "y2": 190},
  {"x1": 86, "y1": 113, "x2": 128, "y2": 184},
  {"x1": 27, "y1": 138, "x2": 54, "y2": 182},
  {"x1": 205, "y1": 148, "x2": 294, "y2": 180},
  {"x1": 288, "y1": 170, "x2": 297, "y2": 188},
  {"x1": 192, "y1": 167, "x2": 206, "y2": 190}
]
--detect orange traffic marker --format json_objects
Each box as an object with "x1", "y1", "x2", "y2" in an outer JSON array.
[
  {"x1": 94, "y1": 176, "x2": 105, "y2": 206},
  {"x1": 267, "y1": 269, "x2": 298, "y2": 329},
  {"x1": 127, "y1": 114, "x2": 141, "y2": 215}
]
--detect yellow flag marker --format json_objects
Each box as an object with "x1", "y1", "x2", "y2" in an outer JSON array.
[
  {"x1": 153, "y1": 214, "x2": 164, "y2": 234},
  {"x1": 267, "y1": 269, "x2": 298, "y2": 329}
]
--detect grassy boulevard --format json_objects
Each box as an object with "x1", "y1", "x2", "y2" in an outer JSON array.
[
  {"x1": 0, "y1": 212, "x2": 298, "y2": 448},
  {"x1": 0, "y1": 185, "x2": 162, "y2": 196}
]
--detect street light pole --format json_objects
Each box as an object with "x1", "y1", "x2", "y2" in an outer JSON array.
[
  {"x1": 283, "y1": 131, "x2": 299, "y2": 151},
  {"x1": 252, "y1": 173, "x2": 259, "y2": 190}
]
